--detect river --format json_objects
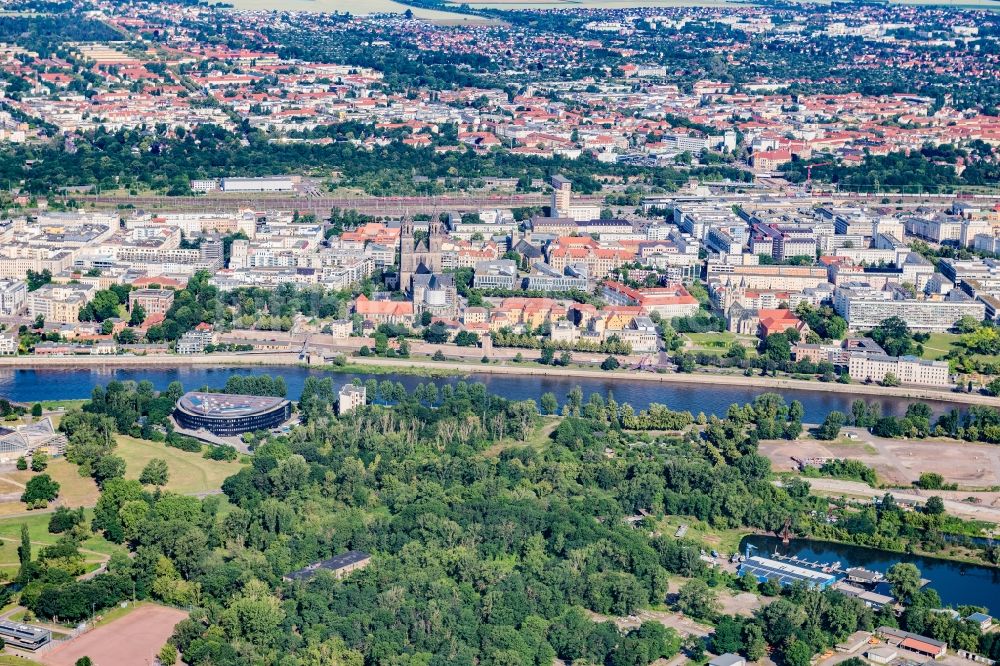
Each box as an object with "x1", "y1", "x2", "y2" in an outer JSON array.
[
  {"x1": 741, "y1": 535, "x2": 999, "y2": 613},
  {"x1": 0, "y1": 365, "x2": 959, "y2": 421}
]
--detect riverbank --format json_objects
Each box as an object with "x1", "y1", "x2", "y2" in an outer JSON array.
[{"x1": 2, "y1": 352, "x2": 998, "y2": 407}]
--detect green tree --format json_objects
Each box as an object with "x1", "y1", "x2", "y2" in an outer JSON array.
[
  {"x1": 22, "y1": 474, "x2": 60, "y2": 503},
  {"x1": 30, "y1": 450, "x2": 48, "y2": 472},
  {"x1": 886, "y1": 563, "x2": 922, "y2": 603},
  {"x1": 129, "y1": 303, "x2": 146, "y2": 326},
  {"x1": 816, "y1": 411, "x2": 847, "y2": 440},
  {"x1": 92, "y1": 455, "x2": 126, "y2": 487},
  {"x1": 762, "y1": 333, "x2": 791, "y2": 362},
  {"x1": 158, "y1": 643, "x2": 178, "y2": 665},
  {"x1": 17, "y1": 523, "x2": 30, "y2": 569},
  {"x1": 924, "y1": 496, "x2": 945, "y2": 515},
  {"x1": 139, "y1": 458, "x2": 169, "y2": 486},
  {"x1": 784, "y1": 639, "x2": 814, "y2": 666},
  {"x1": 31, "y1": 403, "x2": 43, "y2": 418},
  {"x1": 675, "y1": 579, "x2": 718, "y2": 620},
  {"x1": 540, "y1": 392, "x2": 558, "y2": 415}
]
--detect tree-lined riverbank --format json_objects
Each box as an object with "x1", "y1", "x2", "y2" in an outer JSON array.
[{"x1": 1, "y1": 352, "x2": 997, "y2": 407}]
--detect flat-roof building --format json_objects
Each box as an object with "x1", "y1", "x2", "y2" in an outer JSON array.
[
  {"x1": 0, "y1": 619, "x2": 51, "y2": 651},
  {"x1": 284, "y1": 550, "x2": 371, "y2": 582},
  {"x1": 174, "y1": 391, "x2": 291, "y2": 436},
  {"x1": 738, "y1": 556, "x2": 837, "y2": 589}
]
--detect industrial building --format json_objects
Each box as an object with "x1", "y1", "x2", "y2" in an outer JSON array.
[
  {"x1": 878, "y1": 627, "x2": 947, "y2": 659},
  {"x1": 173, "y1": 391, "x2": 291, "y2": 436},
  {"x1": 220, "y1": 176, "x2": 296, "y2": 192}
]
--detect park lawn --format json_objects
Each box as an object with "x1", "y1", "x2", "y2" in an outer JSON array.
[
  {"x1": 685, "y1": 332, "x2": 757, "y2": 356},
  {"x1": 921, "y1": 332, "x2": 961, "y2": 360},
  {"x1": 0, "y1": 656, "x2": 45, "y2": 666},
  {"x1": 117, "y1": 435, "x2": 244, "y2": 496},
  {"x1": 0, "y1": 459, "x2": 100, "y2": 517},
  {"x1": 38, "y1": 399, "x2": 88, "y2": 412},
  {"x1": 0, "y1": 510, "x2": 127, "y2": 579}
]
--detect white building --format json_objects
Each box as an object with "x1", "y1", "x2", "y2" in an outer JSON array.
[
  {"x1": 848, "y1": 354, "x2": 950, "y2": 387},
  {"x1": 338, "y1": 384, "x2": 367, "y2": 415},
  {"x1": 0, "y1": 279, "x2": 27, "y2": 316},
  {"x1": 220, "y1": 176, "x2": 295, "y2": 192},
  {"x1": 834, "y1": 284, "x2": 985, "y2": 332}
]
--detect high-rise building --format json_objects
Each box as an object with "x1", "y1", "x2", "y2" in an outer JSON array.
[{"x1": 551, "y1": 174, "x2": 572, "y2": 217}]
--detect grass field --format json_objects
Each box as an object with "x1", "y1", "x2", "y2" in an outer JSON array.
[
  {"x1": 654, "y1": 516, "x2": 748, "y2": 555},
  {"x1": 921, "y1": 332, "x2": 961, "y2": 361},
  {"x1": 0, "y1": 434, "x2": 243, "y2": 520},
  {"x1": 685, "y1": 332, "x2": 756, "y2": 356},
  {"x1": 0, "y1": 656, "x2": 45, "y2": 666},
  {"x1": 0, "y1": 460, "x2": 100, "y2": 517},
  {"x1": 481, "y1": 416, "x2": 559, "y2": 457},
  {"x1": 0, "y1": 511, "x2": 127, "y2": 579},
  {"x1": 117, "y1": 435, "x2": 244, "y2": 496}
]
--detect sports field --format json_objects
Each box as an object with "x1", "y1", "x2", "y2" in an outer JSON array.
[{"x1": 40, "y1": 604, "x2": 187, "y2": 666}]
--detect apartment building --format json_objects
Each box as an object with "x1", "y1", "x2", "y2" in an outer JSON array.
[
  {"x1": 0, "y1": 330, "x2": 17, "y2": 355},
  {"x1": 848, "y1": 354, "x2": 950, "y2": 387},
  {"x1": 904, "y1": 216, "x2": 990, "y2": 248},
  {"x1": 27, "y1": 283, "x2": 95, "y2": 324},
  {"x1": 0, "y1": 279, "x2": 27, "y2": 316},
  {"x1": 128, "y1": 288, "x2": 175, "y2": 316},
  {"x1": 834, "y1": 283, "x2": 985, "y2": 332},
  {"x1": 707, "y1": 263, "x2": 831, "y2": 291}
]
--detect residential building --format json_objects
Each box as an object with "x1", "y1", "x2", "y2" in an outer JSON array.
[
  {"x1": 338, "y1": 385, "x2": 367, "y2": 415},
  {"x1": 0, "y1": 279, "x2": 26, "y2": 316},
  {"x1": 27, "y1": 283, "x2": 95, "y2": 324},
  {"x1": 834, "y1": 283, "x2": 985, "y2": 332},
  {"x1": 848, "y1": 354, "x2": 951, "y2": 387},
  {"x1": 128, "y1": 288, "x2": 175, "y2": 316}
]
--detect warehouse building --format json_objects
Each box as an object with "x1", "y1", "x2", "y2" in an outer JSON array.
[
  {"x1": 878, "y1": 627, "x2": 947, "y2": 659},
  {"x1": 220, "y1": 176, "x2": 296, "y2": 192}
]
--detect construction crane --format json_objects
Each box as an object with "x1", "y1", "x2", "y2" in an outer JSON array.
[
  {"x1": 805, "y1": 161, "x2": 832, "y2": 187},
  {"x1": 780, "y1": 517, "x2": 793, "y2": 545}
]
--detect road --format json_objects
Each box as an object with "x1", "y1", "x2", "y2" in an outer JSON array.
[{"x1": 794, "y1": 477, "x2": 1000, "y2": 524}]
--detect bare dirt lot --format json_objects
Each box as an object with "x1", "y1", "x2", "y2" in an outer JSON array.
[
  {"x1": 761, "y1": 427, "x2": 1000, "y2": 488},
  {"x1": 40, "y1": 604, "x2": 187, "y2": 666}
]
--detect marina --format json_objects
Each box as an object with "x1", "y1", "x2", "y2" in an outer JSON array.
[{"x1": 740, "y1": 535, "x2": 1000, "y2": 613}]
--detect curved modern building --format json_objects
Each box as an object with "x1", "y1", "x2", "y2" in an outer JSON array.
[{"x1": 174, "y1": 391, "x2": 291, "y2": 436}]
